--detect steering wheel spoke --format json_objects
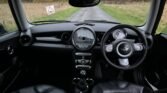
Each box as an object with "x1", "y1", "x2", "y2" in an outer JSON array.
[
  {"x1": 118, "y1": 58, "x2": 130, "y2": 67},
  {"x1": 133, "y1": 43, "x2": 144, "y2": 52},
  {"x1": 105, "y1": 43, "x2": 113, "y2": 53},
  {"x1": 112, "y1": 29, "x2": 127, "y2": 40}
]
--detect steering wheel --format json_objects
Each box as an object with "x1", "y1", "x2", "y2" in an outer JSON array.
[{"x1": 101, "y1": 25, "x2": 148, "y2": 70}]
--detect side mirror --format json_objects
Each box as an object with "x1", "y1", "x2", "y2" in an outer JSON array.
[{"x1": 69, "y1": 0, "x2": 100, "y2": 7}]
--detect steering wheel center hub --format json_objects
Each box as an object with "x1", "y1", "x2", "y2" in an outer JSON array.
[{"x1": 116, "y1": 42, "x2": 133, "y2": 57}]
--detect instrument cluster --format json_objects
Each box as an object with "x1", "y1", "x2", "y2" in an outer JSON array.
[{"x1": 72, "y1": 26, "x2": 96, "y2": 51}]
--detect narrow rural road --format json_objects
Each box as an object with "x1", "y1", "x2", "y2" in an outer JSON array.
[{"x1": 68, "y1": 6, "x2": 117, "y2": 22}]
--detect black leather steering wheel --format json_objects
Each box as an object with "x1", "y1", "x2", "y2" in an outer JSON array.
[{"x1": 101, "y1": 25, "x2": 148, "y2": 70}]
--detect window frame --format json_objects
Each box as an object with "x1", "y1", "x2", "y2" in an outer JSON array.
[{"x1": 0, "y1": 0, "x2": 19, "y2": 35}]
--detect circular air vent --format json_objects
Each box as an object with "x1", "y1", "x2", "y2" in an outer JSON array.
[
  {"x1": 61, "y1": 32, "x2": 71, "y2": 42},
  {"x1": 19, "y1": 30, "x2": 33, "y2": 46},
  {"x1": 20, "y1": 35, "x2": 31, "y2": 44}
]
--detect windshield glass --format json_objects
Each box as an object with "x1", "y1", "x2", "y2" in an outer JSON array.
[{"x1": 22, "y1": 0, "x2": 152, "y2": 25}]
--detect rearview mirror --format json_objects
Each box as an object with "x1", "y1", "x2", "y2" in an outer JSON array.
[{"x1": 69, "y1": 0, "x2": 100, "y2": 7}]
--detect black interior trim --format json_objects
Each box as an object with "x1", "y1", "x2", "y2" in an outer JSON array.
[
  {"x1": 32, "y1": 43, "x2": 74, "y2": 50},
  {"x1": 0, "y1": 32, "x2": 19, "y2": 43},
  {"x1": 151, "y1": 0, "x2": 166, "y2": 34}
]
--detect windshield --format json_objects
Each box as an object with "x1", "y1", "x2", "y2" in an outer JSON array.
[{"x1": 22, "y1": 0, "x2": 152, "y2": 25}]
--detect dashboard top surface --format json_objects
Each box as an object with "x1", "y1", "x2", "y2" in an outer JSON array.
[{"x1": 30, "y1": 22, "x2": 118, "y2": 34}]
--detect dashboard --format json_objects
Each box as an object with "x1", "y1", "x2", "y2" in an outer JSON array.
[
  {"x1": 29, "y1": 22, "x2": 115, "y2": 51},
  {"x1": 21, "y1": 22, "x2": 152, "y2": 51}
]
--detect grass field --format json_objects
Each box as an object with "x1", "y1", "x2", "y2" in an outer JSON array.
[
  {"x1": 157, "y1": 4, "x2": 167, "y2": 34},
  {"x1": 35, "y1": 7, "x2": 79, "y2": 21},
  {"x1": 100, "y1": 2, "x2": 150, "y2": 25},
  {"x1": 23, "y1": 2, "x2": 79, "y2": 21},
  {"x1": 0, "y1": 2, "x2": 79, "y2": 32},
  {"x1": 0, "y1": 4, "x2": 18, "y2": 32},
  {"x1": 100, "y1": 3, "x2": 167, "y2": 34}
]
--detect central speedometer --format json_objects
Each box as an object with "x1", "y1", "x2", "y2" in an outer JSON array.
[{"x1": 72, "y1": 26, "x2": 96, "y2": 51}]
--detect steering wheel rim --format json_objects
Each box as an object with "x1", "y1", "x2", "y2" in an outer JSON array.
[{"x1": 101, "y1": 24, "x2": 148, "y2": 70}]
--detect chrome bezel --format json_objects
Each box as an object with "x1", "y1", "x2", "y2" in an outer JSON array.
[
  {"x1": 72, "y1": 26, "x2": 96, "y2": 51},
  {"x1": 116, "y1": 42, "x2": 133, "y2": 58}
]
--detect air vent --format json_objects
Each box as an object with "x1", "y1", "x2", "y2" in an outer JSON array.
[
  {"x1": 61, "y1": 32, "x2": 71, "y2": 43},
  {"x1": 19, "y1": 30, "x2": 33, "y2": 46},
  {"x1": 96, "y1": 32, "x2": 104, "y2": 45},
  {"x1": 20, "y1": 35, "x2": 31, "y2": 43}
]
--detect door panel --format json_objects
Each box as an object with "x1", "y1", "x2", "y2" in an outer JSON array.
[
  {"x1": 0, "y1": 32, "x2": 21, "y2": 93},
  {"x1": 143, "y1": 33, "x2": 167, "y2": 92}
]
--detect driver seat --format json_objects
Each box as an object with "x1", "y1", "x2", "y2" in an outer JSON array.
[
  {"x1": 92, "y1": 81, "x2": 153, "y2": 93},
  {"x1": 11, "y1": 85, "x2": 65, "y2": 93}
]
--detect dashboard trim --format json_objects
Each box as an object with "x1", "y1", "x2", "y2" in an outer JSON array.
[{"x1": 32, "y1": 43, "x2": 73, "y2": 50}]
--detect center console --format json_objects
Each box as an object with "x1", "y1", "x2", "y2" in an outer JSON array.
[
  {"x1": 72, "y1": 52, "x2": 94, "y2": 92},
  {"x1": 71, "y1": 26, "x2": 96, "y2": 92}
]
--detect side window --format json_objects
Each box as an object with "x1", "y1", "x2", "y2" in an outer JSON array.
[
  {"x1": 0, "y1": 1, "x2": 18, "y2": 35},
  {"x1": 157, "y1": 4, "x2": 167, "y2": 34}
]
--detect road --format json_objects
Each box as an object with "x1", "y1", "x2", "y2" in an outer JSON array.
[{"x1": 68, "y1": 6, "x2": 117, "y2": 22}]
